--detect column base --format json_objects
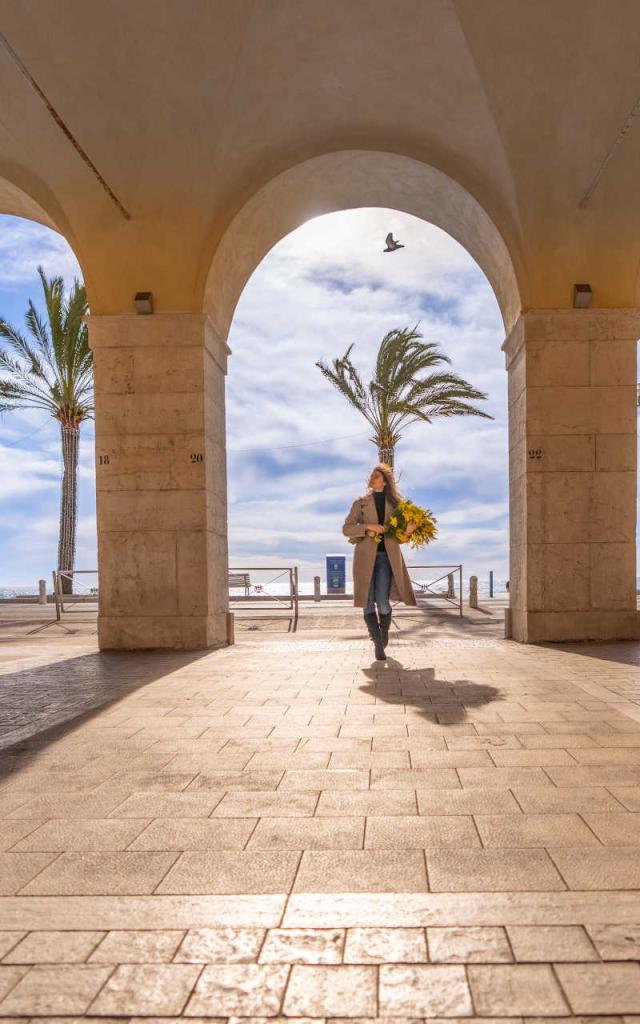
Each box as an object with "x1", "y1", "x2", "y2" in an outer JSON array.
[
  {"x1": 512, "y1": 609, "x2": 640, "y2": 644},
  {"x1": 98, "y1": 613, "x2": 229, "y2": 651}
]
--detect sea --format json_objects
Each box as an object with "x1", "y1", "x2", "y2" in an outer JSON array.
[
  {"x1": 7, "y1": 579, "x2": 640, "y2": 602},
  {"x1": 2, "y1": 578, "x2": 512, "y2": 599}
]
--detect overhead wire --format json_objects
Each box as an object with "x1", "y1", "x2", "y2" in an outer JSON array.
[
  {"x1": 2, "y1": 426, "x2": 366, "y2": 455},
  {"x1": 0, "y1": 421, "x2": 50, "y2": 448}
]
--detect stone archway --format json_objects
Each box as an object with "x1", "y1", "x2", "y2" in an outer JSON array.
[
  {"x1": 198, "y1": 151, "x2": 637, "y2": 647},
  {"x1": 203, "y1": 152, "x2": 521, "y2": 635},
  {"x1": 0, "y1": 183, "x2": 96, "y2": 612},
  {"x1": 202, "y1": 150, "x2": 523, "y2": 337},
  {"x1": 84, "y1": 149, "x2": 639, "y2": 648},
  {"x1": 209, "y1": 152, "x2": 524, "y2": 639}
]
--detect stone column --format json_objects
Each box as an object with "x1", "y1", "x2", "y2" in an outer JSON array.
[
  {"x1": 505, "y1": 309, "x2": 639, "y2": 643},
  {"x1": 89, "y1": 313, "x2": 230, "y2": 650}
]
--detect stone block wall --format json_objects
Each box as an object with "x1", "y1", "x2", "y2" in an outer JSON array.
[
  {"x1": 90, "y1": 313, "x2": 230, "y2": 649},
  {"x1": 505, "y1": 309, "x2": 639, "y2": 642}
]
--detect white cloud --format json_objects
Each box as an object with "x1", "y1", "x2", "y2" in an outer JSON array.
[
  {"x1": 0, "y1": 217, "x2": 82, "y2": 290},
  {"x1": 0, "y1": 417, "x2": 96, "y2": 581},
  {"x1": 0, "y1": 509, "x2": 97, "y2": 582},
  {"x1": 0, "y1": 444, "x2": 60, "y2": 499}
]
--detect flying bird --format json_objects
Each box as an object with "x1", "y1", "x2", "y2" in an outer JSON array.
[{"x1": 384, "y1": 233, "x2": 404, "y2": 252}]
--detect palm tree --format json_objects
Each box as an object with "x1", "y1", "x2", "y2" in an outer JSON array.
[
  {"x1": 316, "y1": 326, "x2": 492, "y2": 467},
  {"x1": 0, "y1": 267, "x2": 91, "y2": 594}
]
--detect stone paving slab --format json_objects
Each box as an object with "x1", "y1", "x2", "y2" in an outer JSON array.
[{"x1": 0, "y1": 627, "x2": 639, "y2": 1017}]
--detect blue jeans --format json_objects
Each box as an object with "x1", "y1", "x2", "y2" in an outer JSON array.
[{"x1": 364, "y1": 550, "x2": 392, "y2": 616}]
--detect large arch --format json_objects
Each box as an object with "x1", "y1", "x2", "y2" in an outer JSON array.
[
  {"x1": 82, "y1": 151, "x2": 639, "y2": 649},
  {"x1": 203, "y1": 150, "x2": 524, "y2": 338}
]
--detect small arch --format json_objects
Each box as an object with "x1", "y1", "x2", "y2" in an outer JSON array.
[
  {"x1": 0, "y1": 178, "x2": 58, "y2": 230},
  {"x1": 203, "y1": 150, "x2": 523, "y2": 338},
  {"x1": 0, "y1": 164, "x2": 92, "y2": 300}
]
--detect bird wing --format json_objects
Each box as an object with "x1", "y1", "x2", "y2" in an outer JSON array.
[{"x1": 385, "y1": 233, "x2": 394, "y2": 246}]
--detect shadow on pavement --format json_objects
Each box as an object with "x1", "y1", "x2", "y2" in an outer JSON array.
[
  {"x1": 537, "y1": 639, "x2": 640, "y2": 667},
  {"x1": 358, "y1": 659, "x2": 501, "y2": 725},
  {"x1": 0, "y1": 649, "x2": 209, "y2": 779}
]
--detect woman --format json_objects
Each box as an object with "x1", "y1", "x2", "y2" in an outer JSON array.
[{"x1": 342, "y1": 463, "x2": 416, "y2": 660}]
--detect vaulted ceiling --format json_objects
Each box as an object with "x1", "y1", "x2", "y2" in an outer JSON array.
[{"x1": 1, "y1": 0, "x2": 639, "y2": 320}]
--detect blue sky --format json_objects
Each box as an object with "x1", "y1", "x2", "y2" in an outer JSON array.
[{"x1": 0, "y1": 208, "x2": 510, "y2": 591}]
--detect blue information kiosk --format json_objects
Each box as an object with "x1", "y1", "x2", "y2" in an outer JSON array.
[{"x1": 326, "y1": 554, "x2": 346, "y2": 595}]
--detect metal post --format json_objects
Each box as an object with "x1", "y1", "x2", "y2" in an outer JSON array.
[
  {"x1": 52, "y1": 570, "x2": 61, "y2": 621},
  {"x1": 459, "y1": 565, "x2": 463, "y2": 616},
  {"x1": 226, "y1": 611, "x2": 235, "y2": 646},
  {"x1": 489, "y1": 570, "x2": 494, "y2": 598},
  {"x1": 293, "y1": 566, "x2": 299, "y2": 631},
  {"x1": 38, "y1": 579, "x2": 47, "y2": 605},
  {"x1": 504, "y1": 607, "x2": 512, "y2": 639},
  {"x1": 469, "y1": 575, "x2": 478, "y2": 609},
  {"x1": 313, "y1": 576, "x2": 321, "y2": 602}
]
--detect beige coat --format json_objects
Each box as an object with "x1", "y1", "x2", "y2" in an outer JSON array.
[{"x1": 342, "y1": 493, "x2": 417, "y2": 608}]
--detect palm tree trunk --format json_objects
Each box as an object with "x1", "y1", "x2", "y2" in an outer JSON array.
[
  {"x1": 378, "y1": 445, "x2": 394, "y2": 468},
  {"x1": 58, "y1": 424, "x2": 79, "y2": 595}
]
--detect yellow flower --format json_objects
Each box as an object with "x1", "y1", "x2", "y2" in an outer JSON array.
[{"x1": 386, "y1": 498, "x2": 439, "y2": 548}]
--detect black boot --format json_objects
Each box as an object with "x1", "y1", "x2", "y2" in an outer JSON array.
[
  {"x1": 364, "y1": 612, "x2": 386, "y2": 661},
  {"x1": 379, "y1": 611, "x2": 392, "y2": 648}
]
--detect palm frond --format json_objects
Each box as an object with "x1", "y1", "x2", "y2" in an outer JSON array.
[
  {"x1": 38, "y1": 267, "x2": 64, "y2": 364},
  {"x1": 0, "y1": 348, "x2": 57, "y2": 405},
  {"x1": 0, "y1": 378, "x2": 57, "y2": 414},
  {"x1": 403, "y1": 371, "x2": 487, "y2": 406},
  {"x1": 62, "y1": 279, "x2": 90, "y2": 381},
  {"x1": 0, "y1": 268, "x2": 92, "y2": 425},
  {"x1": 0, "y1": 320, "x2": 50, "y2": 381},
  {"x1": 317, "y1": 325, "x2": 492, "y2": 459},
  {"x1": 25, "y1": 301, "x2": 51, "y2": 356},
  {"x1": 315, "y1": 350, "x2": 373, "y2": 425}
]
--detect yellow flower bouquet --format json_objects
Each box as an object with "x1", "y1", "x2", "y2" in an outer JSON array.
[{"x1": 374, "y1": 498, "x2": 438, "y2": 549}]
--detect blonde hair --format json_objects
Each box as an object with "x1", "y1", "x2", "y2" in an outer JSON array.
[{"x1": 368, "y1": 462, "x2": 402, "y2": 507}]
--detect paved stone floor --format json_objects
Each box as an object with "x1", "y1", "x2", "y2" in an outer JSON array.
[{"x1": 0, "y1": 620, "x2": 639, "y2": 1020}]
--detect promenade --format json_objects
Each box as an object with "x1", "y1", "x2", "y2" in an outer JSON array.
[{"x1": 0, "y1": 609, "x2": 639, "y2": 1019}]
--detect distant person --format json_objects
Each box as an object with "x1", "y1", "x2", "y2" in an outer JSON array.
[
  {"x1": 342, "y1": 463, "x2": 416, "y2": 661},
  {"x1": 505, "y1": 580, "x2": 509, "y2": 592}
]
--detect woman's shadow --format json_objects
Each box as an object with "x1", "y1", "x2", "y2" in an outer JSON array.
[{"x1": 358, "y1": 657, "x2": 501, "y2": 725}]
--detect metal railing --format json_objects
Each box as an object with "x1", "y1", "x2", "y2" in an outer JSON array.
[
  {"x1": 52, "y1": 569, "x2": 99, "y2": 621},
  {"x1": 399, "y1": 564, "x2": 463, "y2": 616},
  {"x1": 228, "y1": 565, "x2": 299, "y2": 631}
]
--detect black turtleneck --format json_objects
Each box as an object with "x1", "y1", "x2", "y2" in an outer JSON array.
[{"x1": 373, "y1": 489, "x2": 386, "y2": 552}]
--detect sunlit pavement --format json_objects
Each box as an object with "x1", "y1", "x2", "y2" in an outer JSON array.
[{"x1": 0, "y1": 616, "x2": 639, "y2": 1019}]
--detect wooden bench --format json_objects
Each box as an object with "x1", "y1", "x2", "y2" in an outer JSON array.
[{"x1": 228, "y1": 572, "x2": 251, "y2": 596}]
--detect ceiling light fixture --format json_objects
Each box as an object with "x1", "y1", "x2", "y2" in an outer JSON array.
[
  {"x1": 134, "y1": 291, "x2": 153, "y2": 314},
  {"x1": 573, "y1": 283, "x2": 592, "y2": 308}
]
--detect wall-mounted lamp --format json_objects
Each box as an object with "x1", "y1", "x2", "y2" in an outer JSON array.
[
  {"x1": 134, "y1": 291, "x2": 153, "y2": 314},
  {"x1": 573, "y1": 283, "x2": 592, "y2": 308}
]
